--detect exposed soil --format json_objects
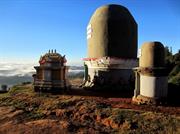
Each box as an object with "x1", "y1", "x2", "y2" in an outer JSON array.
[{"x1": 0, "y1": 82, "x2": 179, "y2": 133}]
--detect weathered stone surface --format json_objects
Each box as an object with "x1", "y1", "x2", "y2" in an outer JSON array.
[
  {"x1": 140, "y1": 42, "x2": 165, "y2": 68},
  {"x1": 87, "y1": 4, "x2": 137, "y2": 59}
]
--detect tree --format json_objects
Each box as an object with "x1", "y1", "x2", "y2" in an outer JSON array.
[
  {"x1": 165, "y1": 46, "x2": 180, "y2": 86},
  {"x1": 1, "y1": 84, "x2": 8, "y2": 92},
  {"x1": 164, "y1": 46, "x2": 172, "y2": 57}
]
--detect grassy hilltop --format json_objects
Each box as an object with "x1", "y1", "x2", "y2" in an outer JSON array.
[{"x1": 0, "y1": 83, "x2": 179, "y2": 134}]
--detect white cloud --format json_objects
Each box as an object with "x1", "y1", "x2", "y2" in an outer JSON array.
[
  {"x1": 0, "y1": 60, "x2": 84, "y2": 77},
  {"x1": 0, "y1": 61, "x2": 37, "y2": 76}
]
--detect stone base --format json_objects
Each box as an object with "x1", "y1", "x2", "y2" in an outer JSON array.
[
  {"x1": 33, "y1": 85, "x2": 71, "y2": 93},
  {"x1": 132, "y1": 95, "x2": 167, "y2": 105},
  {"x1": 33, "y1": 79, "x2": 71, "y2": 93},
  {"x1": 83, "y1": 57, "x2": 137, "y2": 89}
]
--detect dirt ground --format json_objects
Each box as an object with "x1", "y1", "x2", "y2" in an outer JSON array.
[{"x1": 0, "y1": 81, "x2": 179, "y2": 134}]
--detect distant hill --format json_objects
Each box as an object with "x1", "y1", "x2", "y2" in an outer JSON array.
[
  {"x1": 69, "y1": 66, "x2": 84, "y2": 70},
  {"x1": 0, "y1": 75, "x2": 33, "y2": 87}
]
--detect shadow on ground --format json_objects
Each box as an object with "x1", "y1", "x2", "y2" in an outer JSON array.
[
  {"x1": 36, "y1": 83, "x2": 180, "y2": 107},
  {"x1": 167, "y1": 83, "x2": 180, "y2": 107},
  {"x1": 66, "y1": 87, "x2": 134, "y2": 98}
]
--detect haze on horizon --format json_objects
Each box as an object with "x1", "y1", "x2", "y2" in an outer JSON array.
[{"x1": 0, "y1": 0, "x2": 180, "y2": 67}]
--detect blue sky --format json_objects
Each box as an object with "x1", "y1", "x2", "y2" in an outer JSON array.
[{"x1": 0, "y1": 0, "x2": 179, "y2": 65}]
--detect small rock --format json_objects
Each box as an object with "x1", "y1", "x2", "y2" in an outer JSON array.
[
  {"x1": 55, "y1": 109, "x2": 66, "y2": 117},
  {"x1": 59, "y1": 121, "x2": 70, "y2": 129},
  {"x1": 102, "y1": 118, "x2": 111, "y2": 127}
]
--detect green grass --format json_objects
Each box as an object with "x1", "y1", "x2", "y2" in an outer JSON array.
[
  {"x1": 0, "y1": 83, "x2": 34, "y2": 99},
  {"x1": 8, "y1": 84, "x2": 34, "y2": 95}
]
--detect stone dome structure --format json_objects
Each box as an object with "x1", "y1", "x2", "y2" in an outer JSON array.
[
  {"x1": 87, "y1": 4, "x2": 137, "y2": 59},
  {"x1": 82, "y1": 4, "x2": 138, "y2": 89},
  {"x1": 139, "y1": 42, "x2": 165, "y2": 68},
  {"x1": 133, "y1": 42, "x2": 167, "y2": 105}
]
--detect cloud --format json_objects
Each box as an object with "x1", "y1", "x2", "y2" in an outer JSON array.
[
  {"x1": 0, "y1": 61, "x2": 84, "y2": 77},
  {"x1": 0, "y1": 62, "x2": 37, "y2": 76}
]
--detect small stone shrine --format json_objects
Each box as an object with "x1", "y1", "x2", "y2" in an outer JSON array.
[
  {"x1": 33, "y1": 50, "x2": 70, "y2": 92},
  {"x1": 132, "y1": 42, "x2": 168, "y2": 104}
]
